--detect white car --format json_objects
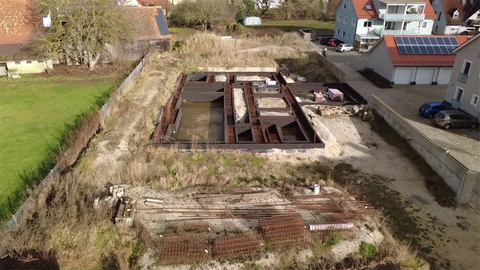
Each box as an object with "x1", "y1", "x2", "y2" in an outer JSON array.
[{"x1": 336, "y1": 43, "x2": 354, "y2": 52}]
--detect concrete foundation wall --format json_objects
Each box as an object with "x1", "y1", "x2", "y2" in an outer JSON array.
[
  {"x1": 309, "y1": 44, "x2": 348, "y2": 82},
  {"x1": 198, "y1": 67, "x2": 278, "y2": 73},
  {"x1": 368, "y1": 94, "x2": 477, "y2": 203}
]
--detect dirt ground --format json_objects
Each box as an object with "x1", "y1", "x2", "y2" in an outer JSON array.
[{"x1": 295, "y1": 107, "x2": 480, "y2": 270}]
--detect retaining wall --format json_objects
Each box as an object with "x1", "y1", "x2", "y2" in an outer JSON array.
[
  {"x1": 368, "y1": 94, "x2": 477, "y2": 204},
  {"x1": 4, "y1": 52, "x2": 153, "y2": 230},
  {"x1": 309, "y1": 43, "x2": 347, "y2": 83}
]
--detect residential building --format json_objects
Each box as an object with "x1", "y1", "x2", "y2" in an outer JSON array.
[
  {"x1": 431, "y1": 0, "x2": 479, "y2": 34},
  {"x1": 444, "y1": 34, "x2": 480, "y2": 119},
  {"x1": 464, "y1": 0, "x2": 480, "y2": 32},
  {"x1": 367, "y1": 35, "x2": 471, "y2": 84},
  {"x1": 0, "y1": 0, "x2": 52, "y2": 74},
  {"x1": 334, "y1": 0, "x2": 436, "y2": 51},
  {"x1": 254, "y1": 0, "x2": 282, "y2": 9}
]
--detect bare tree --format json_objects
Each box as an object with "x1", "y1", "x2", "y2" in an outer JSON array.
[
  {"x1": 255, "y1": 0, "x2": 274, "y2": 15},
  {"x1": 171, "y1": 0, "x2": 233, "y2": 30},
  {"x1": 27, "y1": 0, "x2": 142, "y2": 71}
]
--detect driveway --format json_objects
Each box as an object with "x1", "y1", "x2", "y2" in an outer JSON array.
[{"x1": 312, "y1": 41, "x2": 370, "y2": 71}]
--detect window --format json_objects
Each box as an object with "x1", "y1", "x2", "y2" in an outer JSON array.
[
  {"x1": 461, "y1": 0, "x2": 465, "y2": 4},
  {"x1": 453, "y1": 10, "x2": 460, "y2": 19},
  {"x1": 471, "y1": 95, "x2": 479, "y2": 107},
  {"x1": 342, "y1": 30, "x2": 346, "y2": 37},
  {"x1": 337, "y1": 28, "x2": 340, "y2": 34},
  {"x1": 421, "y1": 21, "x2": 428, "y2": 28},
  {"x1": 347, "y1": 32, "x2": 351, "y2": 39},
  {"x1": 363, "y1": 21, "x2": 372, "y2": 27},
  {"x1": 344, "y1": 16, "x2": 347, "y2": 23},
  {"x1": 438, "y1": 12, "x2": 442, "y2": 21},
  {"x1": 477, "y1": 12, "x2": 480, "y2": 19},
  {"x1": 338, "y1": 15, "x2": 342, "y2": 22},
  {"x1": 403, "y1": 22, "x2": 407, "y2": 30},
  {"x1": 344, "y1": 4, "x2": 347, "y2": 9},
  {"x1": 365, "y1": 4, "x2": 372, "y2": 10},
  {"x1": 434, "y1": 0, "x2": 439, "y2": 5},
  {"x1": 385, "y1": 21, "x2": 394, "y2": 30},
  {"x1": 454, "y1": 87, "x2": 464, "y2": 102},
  {"x1": 462, "y1": 60, "x2": 472, "y2": 75},
  {"x1": 352, "y1": 19, "x2": 356, "y2": 26},
  {"x1": 348, "y1": 3, "x2": 352, "y2": 10}
]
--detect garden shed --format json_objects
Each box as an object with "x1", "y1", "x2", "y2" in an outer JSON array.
[{"x1": 242, "y1": 16, "x2": 262, "y2": 26}]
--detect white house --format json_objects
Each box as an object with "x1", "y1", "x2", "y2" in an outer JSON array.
[
  {"x1": 366, "y1": 35, "x2": 471, "y2": 85},
  {"x1": 431, "y1": 0, "x2": 479, "y2": 34},
  {"x1": 444, "y1": 34, "x2": 480, "y2": 119},
  {"x1": 334, "y1": 0, "x2": 436, "y2": 52}
]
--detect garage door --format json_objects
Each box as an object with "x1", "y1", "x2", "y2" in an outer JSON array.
[
  {"x1": 415, "y1": 68, "x2": 436, "y2": 84},
  {"x1": 394, "y1": 68, "x2": 415, "y2": 84},
  {"x1": 437, "y1": 68, "x2": 452, "y2": 84}
]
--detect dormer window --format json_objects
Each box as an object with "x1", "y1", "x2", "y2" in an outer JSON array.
[
  {"x1": 453, "y1": 10, "x2": 460, "y2": 19},
  {"x1": 366, "y1": 4, "x2": 372, "y2": 10}
]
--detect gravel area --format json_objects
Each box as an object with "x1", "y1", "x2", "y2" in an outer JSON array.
[
  {"x1": 259, "y1": 111, "x2": 291, "y2": 116},
  {"x1": 257, "y1": 97, "x2": 287, "y2": 108},
  {"x1": 233, "y1": 88, "x2": 247, "y2": 123}
]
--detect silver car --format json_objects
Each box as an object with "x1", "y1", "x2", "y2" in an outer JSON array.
[
  {"x1": 434, "y1": 110, "x2": 478, "y2": 129},
  {"x1": 336, "y1": 43, "x2": 354, "y2": 52}
]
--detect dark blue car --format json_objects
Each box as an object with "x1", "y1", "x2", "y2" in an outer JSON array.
[{"x1": 419, "y1": 102, "x2": 453, "y2": 119}]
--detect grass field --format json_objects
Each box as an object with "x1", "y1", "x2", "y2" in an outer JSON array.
[
  {"x1": 254, "y1": 20, "x2": 335, "y2": 35},
  {"x1": 0, "y1": 76, "x2": 114, "y2": 219}
]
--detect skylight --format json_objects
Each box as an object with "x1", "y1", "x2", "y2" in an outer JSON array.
[{"x1": 366, "y1": 4, "x2": 372, "y2": 10}]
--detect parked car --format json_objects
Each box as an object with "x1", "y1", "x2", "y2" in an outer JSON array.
[
  {"x1": 419, "y1": 102, "x2": 453, "y2": 119},
  {"x1": 434, "y1": 110, "x2": 478, "y2": 129},
  {"x1": 327, "y1": 38, "x2": 343, "y2": 47},
  {"x1": 336, "y1": 43, "x2": 354, "y2": 52},
  {"x1": 320, "y1": 36, "x2": 333, "y2": 44}
]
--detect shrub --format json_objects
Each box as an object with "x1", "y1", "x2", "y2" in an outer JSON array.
[
  {"x1": 326, "y1": 230, "x2": 341, "y2": 246},
  {"x1": 226, "y1": 22, "x2": 248, "y2": 35},
  {"x1": 359, "y1": 242, "x2": 376, "y2": 258}
]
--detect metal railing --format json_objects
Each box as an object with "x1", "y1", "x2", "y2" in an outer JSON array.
[{"x1": 458, "y1": 72, "x2": 468, "y2": 84}]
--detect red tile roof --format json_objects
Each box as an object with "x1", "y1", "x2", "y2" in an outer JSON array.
[
  {"x1": 383, "y1": 35, "x2": 472, "y2": 66},
  {"x1": 352, "y1": 0, "x2": 436, "y2": 19},
  {"x1": 441, "y1": 0, "x2": 476, "y2": 25},
  {"x1": 353, "y1": 0, "x2": 378, "y2": 18},
  {"x1": 421, "y1": 0, "x2": 438, "y2": 19},
  {"x1": 137, "y1": 0, "x2": 168, "y2": 9},
  {"x1": 0, "y1": 0, "x2": 44, "y2": 46}
]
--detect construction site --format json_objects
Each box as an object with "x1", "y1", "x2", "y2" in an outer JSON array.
[
  {"x1": 152, "y1": 72, "x2": 367, "y2": 149},
  {"x1": 110, "y1": 184, "x2": 379, "y2": 267}
]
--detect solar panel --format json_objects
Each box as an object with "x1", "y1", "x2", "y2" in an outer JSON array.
[{"x1": 394, "y1": 36, "x2": 458, "y2": 55}]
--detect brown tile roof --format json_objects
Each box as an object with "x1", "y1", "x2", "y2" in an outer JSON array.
[
  {"x1": 442, "y1": 0, "x2": 475, "y2": 25},
  {"x1": 353, "y1": 0, "x2": 378, "y2": 18},
  {"x1": 0, "y1": 0, "x2": 44, "y2": 46},
  {"x1": 123, "y1": 7, "x2": 171, "y2": 40},
  {"x1": 383, "y1": 35, "x2": 472, "y2": 66},
  {"x1": 137, "y1": 0, "x2": 168, "y2": 8}
]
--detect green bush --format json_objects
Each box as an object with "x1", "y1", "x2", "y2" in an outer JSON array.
[
  {"x1": 326, "y1": 230, "x2": 341, "y2": 246},
  {"x1": 226, "y1": 22, "x2": 248, "y2": 34},
  {"x1": 359, "y1": 242, "x2": 376, "y2": 258}
]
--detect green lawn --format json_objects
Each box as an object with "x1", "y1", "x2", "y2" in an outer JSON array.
[
  {"x1": 255, "y1": 20, "x2": 335, "y2": 35},
  {"x1": 0, "y1": 76, "x2": 114, "y2": 219}
]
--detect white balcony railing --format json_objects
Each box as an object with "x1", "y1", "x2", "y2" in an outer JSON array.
[
  {"x1": 373, "y1": 28, "x2": 418, "y2": 36},
  {"x1": 378, "y1": 11, "x2": 425, "y2": 21}
]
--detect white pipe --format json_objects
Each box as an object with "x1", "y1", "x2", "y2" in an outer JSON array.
[{"x1": 309, "y1": 223, "x2": 354, "y2": 231}]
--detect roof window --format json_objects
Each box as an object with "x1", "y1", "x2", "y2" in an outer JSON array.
[{"x1": 366, "y1": 4, "x2": 372, "y2": 10}]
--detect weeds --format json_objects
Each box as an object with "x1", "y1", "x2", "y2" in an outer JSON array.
[{"x1": 359, "y1": 242, "x2": 376, "y2": 258}]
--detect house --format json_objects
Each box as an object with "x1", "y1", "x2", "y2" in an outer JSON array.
[
  {"x1": 110, "y1": 7, "x2": 171, "y2": 61},
  {"x1": 443, "y1": 34, "x2": 480, "y2": 118},
  {"x1": 366, "y1": 35, "x2": 471, "y2": 84},
  {"x1": 464, "y1": 0, "x2": 480, "y2": 32},
  {"x1": 431, "y1": 0, "x2": 479, "y2": 34},
  {"x1": 334, "y1": 0, "x2": 437, "y2": 52},
  {"x1": 0, "y1": 0, "x2": 52, "y2": 75},
  {"x1": 254, "y1": 0, "x2": 282, "y2": 9}
]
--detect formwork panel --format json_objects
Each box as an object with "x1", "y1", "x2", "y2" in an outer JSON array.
[{"x1": 213, "y1": 233, "x2": 262, "y2": 259}]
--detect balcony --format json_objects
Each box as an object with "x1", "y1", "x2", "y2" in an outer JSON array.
[
  {"x1": 458, "y1": 73, "x2": 468, "y2": 84},
  {"x1": 378, "y1": 11, "x2": 425, "y2": 21},
  {"x1": 373, "y1": 28, "x2": 418, "y2": 36}
]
